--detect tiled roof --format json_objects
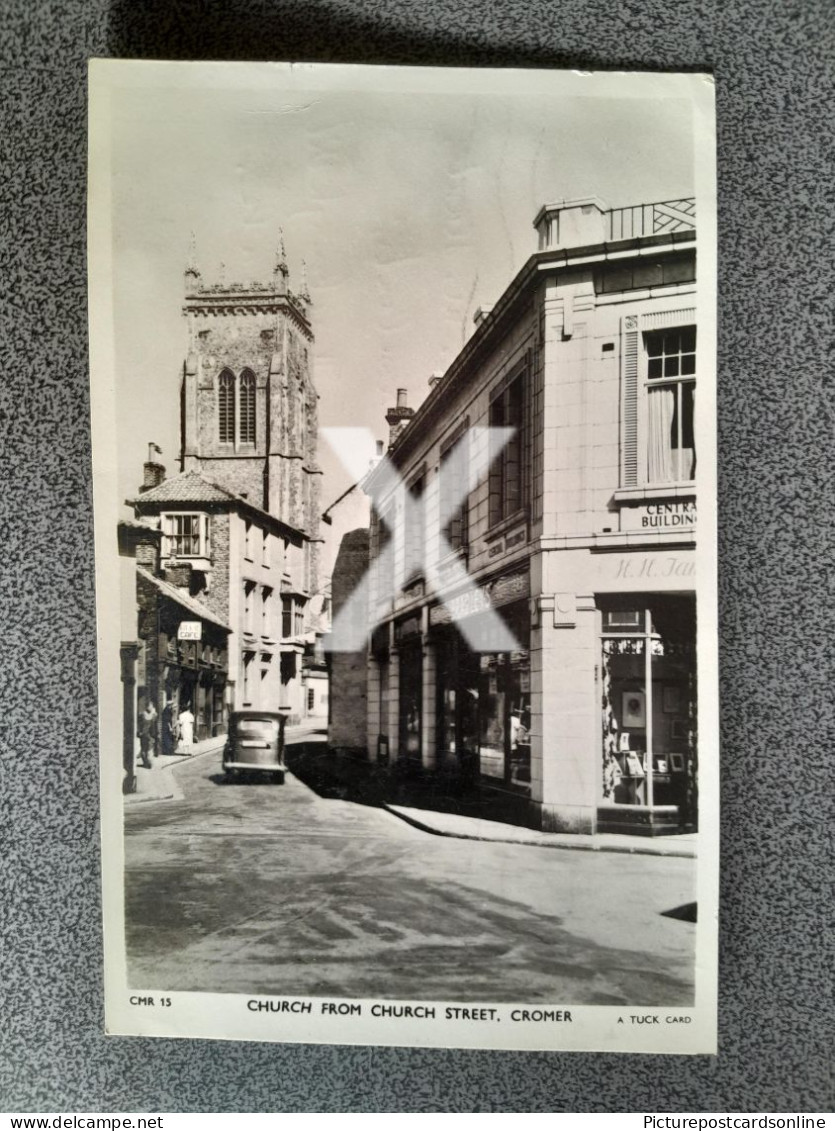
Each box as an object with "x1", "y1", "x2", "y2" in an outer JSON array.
[
  {"x1": 129, "y1": 470, "x2": 237, "y2": 506},
  {"x1": 129, "y1": 469, "x2": 305, "y2": 543},
  {"x1": 136, "y1": 566, "x2": 231, "y2": 631}
]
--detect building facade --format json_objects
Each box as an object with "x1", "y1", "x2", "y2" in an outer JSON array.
[
  {"x1": 126, "y1": 242, "x2": 323, "y2": 727},
  {"x1": 363, "y1": 196, "x2": 700, "y2": 836},
  {"x1": 130, "y1": 465, "x2": 309, "y2": 723}
]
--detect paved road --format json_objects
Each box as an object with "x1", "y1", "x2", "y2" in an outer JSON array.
[{"x1": 124, "y1": 743, "x2": 696, "y2": 1004}]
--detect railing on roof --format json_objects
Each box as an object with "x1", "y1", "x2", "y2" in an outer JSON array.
[{"x1": 606, "y1": 198, "x2": 696, "y2": 241}]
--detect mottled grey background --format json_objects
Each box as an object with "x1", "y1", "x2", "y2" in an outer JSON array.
[{"x1": 1, "y1": 0, "x2": 832, "y2": 1114}]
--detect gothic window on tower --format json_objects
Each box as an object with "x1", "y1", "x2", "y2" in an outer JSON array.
[
  {"x1": 240, "y1": 369, "x2": 256, "y2": 444},
  {"x1": 218, "y1": 370, "x2": 235, "y2": 444},
  {"x1": 218, "y1": 368, "x2": 256, "y2": 446}
]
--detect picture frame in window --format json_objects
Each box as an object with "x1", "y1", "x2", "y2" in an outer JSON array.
[{"x1": 622, "y1": 690, "x2": 646, "y2": 727}]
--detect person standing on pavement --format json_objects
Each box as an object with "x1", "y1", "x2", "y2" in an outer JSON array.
[
  {"x1": 178, "y1": 704, "x2": 195, "y2": 755},
  {"x1": 161, "y1": 700, "x2": 178, "y2": 756},
  {"x1": 137, "y1": 701, "x2": 158, "y2": 768}
]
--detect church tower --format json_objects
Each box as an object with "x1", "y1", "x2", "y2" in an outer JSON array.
[{"x1": 180, "y1": 235, "x2": 321, "y2": 594}]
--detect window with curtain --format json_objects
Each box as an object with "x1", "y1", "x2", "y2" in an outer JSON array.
[{"x1": 645, "y1": 327, "x2": 696, "y2": 483}]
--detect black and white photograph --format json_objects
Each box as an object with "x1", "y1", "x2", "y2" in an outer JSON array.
[{"x1": 89, "y1": 61, "x2": 718, "y2": 1052}]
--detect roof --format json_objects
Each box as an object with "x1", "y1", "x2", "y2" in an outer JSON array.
[
  {"x1": 136, "y1": 565, "x2": 231, "y2": 632},
  {"x1": 130, "y1": 469, "x2": 241, "y2": 506},
  {"x1": 129, "y1": 469, "x2": 306, "y2": 543}
]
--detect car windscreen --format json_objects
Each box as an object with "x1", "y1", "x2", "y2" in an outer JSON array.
[{"x1": 236, "y1": 719, "x2": 280, "y2": 741}]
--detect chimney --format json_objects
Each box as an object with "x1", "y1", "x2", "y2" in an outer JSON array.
[
  {"x1": 376, "y1": 440, "x2": 384, "y2": 456},
  {"x1": 140, "y1": 443, "x2": 165, "y2": 493},
  {"x1": 428, "y1": 371, "x2": 443, "y2": 391},
  {"x1": 385, "y1": 388, "x2": 415, "y2": 449},
  {"x1": 473, "y1": 306, "x2": 493, "y2": 327}
]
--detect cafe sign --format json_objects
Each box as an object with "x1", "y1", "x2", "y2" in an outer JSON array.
[{"x1": 177, "y1": 621, "x2": 202, "y2": 641}]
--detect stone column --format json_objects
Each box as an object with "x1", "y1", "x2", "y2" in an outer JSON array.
[{"x1": 531, "y1": 592, "x2": 599, "y2": 832}]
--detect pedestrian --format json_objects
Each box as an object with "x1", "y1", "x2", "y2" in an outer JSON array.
[
  {"x1": 178, "y1": 704, "x2": 195, "y2": 755},
  {"x1": 161, "y1": 700, "x2": 178, "y2": 756},
  {"x1": 137, "y1": 700, "x2": 158, "y2": 768}
]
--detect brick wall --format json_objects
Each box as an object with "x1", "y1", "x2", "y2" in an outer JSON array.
[{"x1": 329, "y1": 528, "x2": 370, "y2": 753}]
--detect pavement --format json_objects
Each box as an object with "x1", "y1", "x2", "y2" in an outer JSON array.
[
  {"x1": 383, "y1": 804, "x2": 697, "y2": 858},
  {"x1": 125, "y1": 736, "x2": 224, "y2": 804},
  {"x1": 124, "y1": 725, "x2": 698, "y2": 858}
]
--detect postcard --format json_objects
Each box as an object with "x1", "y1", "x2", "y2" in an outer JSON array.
[{"x1": 89, "y1": 60, "x2": 718, "y2": 1052}]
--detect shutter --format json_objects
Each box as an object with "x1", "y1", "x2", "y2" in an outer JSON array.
[{"x1": 621, "y1": 316, "x2": 639, "y2": 487}]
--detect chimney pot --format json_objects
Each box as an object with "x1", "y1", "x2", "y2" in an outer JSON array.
[{"x1": 396, "y1": 388, "x2": 408, "y2": 408}]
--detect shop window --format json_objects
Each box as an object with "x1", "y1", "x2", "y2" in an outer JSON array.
[
  {"x1": 600, "y1": 598, "x2": 697, "y2": 824},
  {"x1": 645, "y1": 328, "x2": 696, "y2": 483},
  {"x1": 163, "y1": 513, "x2": 208, "y2": 558},
  {"x1": 440, "y1": 428, "x2": 470, "y2": 553},
  {"x1": 398, "y1": 644, "x2": 422, "y2": 763},
  {"x1": 436, "y1": 628, "x2": 530, "y2": 794},
  {"x1": 489, "y1": 371, "x2": 528, "y2": 526}
]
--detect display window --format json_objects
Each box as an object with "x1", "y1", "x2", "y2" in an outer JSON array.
[
  {"x1": 600, "y1": 596, "x2": 697, "y2": 827},
  {"x1": 434, "y1": 602, "x2": 530, "y2": 795},
  {"x1": 398, "y1": 641, "x2": 422, "y2": 763}
]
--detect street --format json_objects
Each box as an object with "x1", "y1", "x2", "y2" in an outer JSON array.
[{"x1": 124, "y1": 739, "x2": 696, "y2": 1004}]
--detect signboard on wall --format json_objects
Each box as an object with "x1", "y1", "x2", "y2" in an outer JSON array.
[
  {"x1": 620, "y1": 499, "x2": 697, "y2": 532},
  {"x1": 177, "y1": 621, "x2": 202, "y2": 641}
]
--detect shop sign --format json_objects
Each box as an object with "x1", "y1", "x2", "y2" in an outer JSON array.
[
  {"x1": 620, "y1": 500, "x2": 696, "y2": 532},
  {"x1": 178, "y1": 621, "x2": 202, "y2": 641},
  {"x1": 394, "y1": 615, "x2": 421, "y2": 642},
  {"x1": 596, "y1": 552, "x2": 696, "y2": 590},
  {"x1": 429, "y1": 569, "x2": 529, "y2": 627}
]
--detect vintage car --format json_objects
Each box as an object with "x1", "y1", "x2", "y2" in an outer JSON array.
[{"x1": 222, "y1": 710, "x2": 287, "y2": 783}]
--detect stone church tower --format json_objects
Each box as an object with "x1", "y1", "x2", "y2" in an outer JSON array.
[{"x1": 180, "y1": 237, "x2": 321, "y2": 595}]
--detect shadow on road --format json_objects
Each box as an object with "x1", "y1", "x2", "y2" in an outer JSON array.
[{"x1": 283, "y1": 738, "x2": 533, "y2": 828}]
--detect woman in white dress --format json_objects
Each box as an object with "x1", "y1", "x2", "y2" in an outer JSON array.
[{"x1": 178, "y1": 706, "x2": 195, "y2": 754}]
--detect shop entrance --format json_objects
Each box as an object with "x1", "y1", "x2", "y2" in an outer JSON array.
[
  {"x1": 600, "y1": 596, "x2": 697, "y2": 832},
  {"x1": 434, "y1": 601, "x2": 531, "y2": 796}
]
